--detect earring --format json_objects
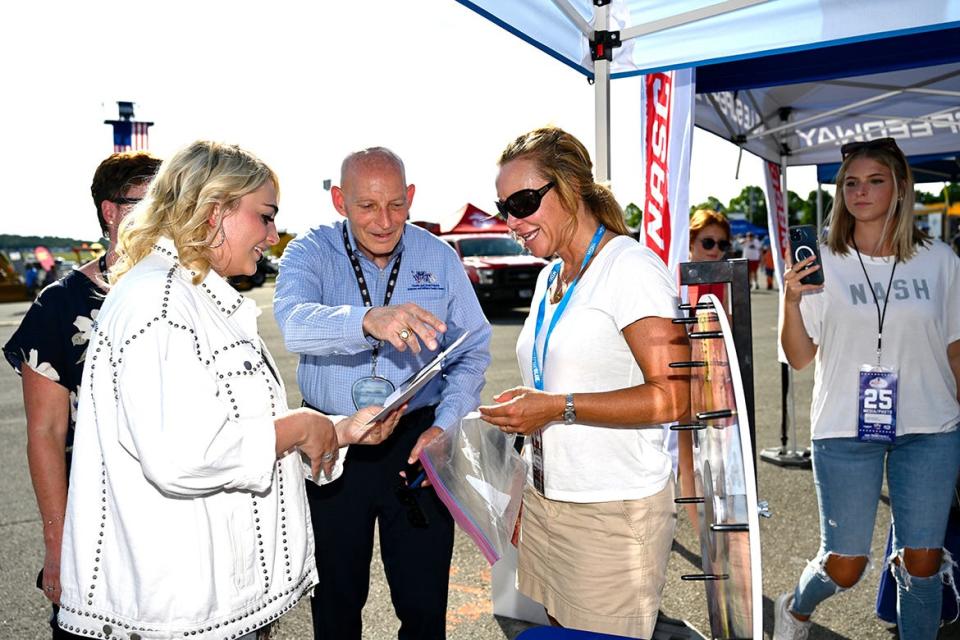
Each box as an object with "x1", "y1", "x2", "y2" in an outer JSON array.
[{"x1": 209, "y1": 226, "x2": 226, "y2": 249}]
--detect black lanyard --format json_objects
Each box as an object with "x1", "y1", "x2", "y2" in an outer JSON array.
[
  {"x1": 341, "y1": 225, "x2": 403, "y2": 361},
  {"x1": 852, "y1": 238, "x2": 898, "y2": 362}
]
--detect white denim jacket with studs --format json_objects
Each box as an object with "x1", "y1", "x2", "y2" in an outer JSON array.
[{"x1": 58, "y1": 236, "x2": 345, "y2": 640}]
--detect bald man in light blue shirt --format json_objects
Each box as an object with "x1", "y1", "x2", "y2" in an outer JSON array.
[{"x1": 274, "y1": 147, "x2": 491, "y2": 640}]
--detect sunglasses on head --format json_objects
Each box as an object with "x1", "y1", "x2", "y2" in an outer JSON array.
[
  {"x1": 110, "y1": 196, "x2": 143, "y2": 206},
  {"x1": 840, "y1": 137, "x2": 901, "y2": 160},
  {"x1": 495, "y1": 182, "x2": 555, "y2": 221},
  {"x1": 700, "y1": 238, "x2": 731, "y2": 251},
  {"x1": 395, "y1": 478, "x2": 428, "y2": 528}
]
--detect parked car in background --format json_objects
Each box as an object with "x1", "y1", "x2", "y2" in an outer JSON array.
[
  {"x1": 0, "y1": 251, "x2": 30, "y2": 302},
  {"x1": 229, "y1": 255, "x2": 279, "y2": 291},
  {"x1": 442, "y1": 233, "x2": 548, "y2": 308}
]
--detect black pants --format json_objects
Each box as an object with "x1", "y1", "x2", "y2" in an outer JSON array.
[
  {"x1": 49, "y1": 605, "x2": 85, "y2": 640},
  {"x1": 306, "y1": 405, "x2": 454, "y2": 640}
]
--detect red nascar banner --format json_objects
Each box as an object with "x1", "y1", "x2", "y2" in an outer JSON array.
[
  {"x1": 763, "y1": 161, "x2": 790, "y2": 284},
  {"x1": 641, "y1": 69, "x2": 694, "y2": 275}
]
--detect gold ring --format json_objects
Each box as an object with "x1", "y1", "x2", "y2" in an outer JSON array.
[{"x1": 398, "y1": 328, "x2": 411, "y2": 341}]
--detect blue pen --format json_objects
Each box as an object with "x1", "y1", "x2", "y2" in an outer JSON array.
[{"x1": 409, "y1": 471, "x2": 426, "y2": 489}]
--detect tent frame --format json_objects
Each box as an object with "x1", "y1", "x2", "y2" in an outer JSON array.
[{"x1": 548, "y1": 0, "x2": 770, "y2": 180}]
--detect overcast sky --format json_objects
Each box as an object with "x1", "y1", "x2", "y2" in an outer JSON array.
[{"x1": 1, "y1": 0, "x2": 823, "y2": 241}]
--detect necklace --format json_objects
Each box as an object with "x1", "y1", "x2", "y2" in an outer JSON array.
[
  {"x1": 549, "y1": 262, "x2": 590, "y2": 304},
  {"x1": 549, "y1": 269, "x2": 572, "y2": 304},
  {"x1": 549, "y1": 231, "x2": 608, "y2": 304},
  {"x1": 550, "y1": 225, "x2": 607, "y2": 304}
]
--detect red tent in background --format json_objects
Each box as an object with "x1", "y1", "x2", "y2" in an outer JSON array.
[{"x1": 445, "y1": 203, "x2": 508, "y2": 234}]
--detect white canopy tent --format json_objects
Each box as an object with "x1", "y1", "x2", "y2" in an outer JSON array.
[{"x1": 456, "y1": 0, "x2": 960, "y2": 177}]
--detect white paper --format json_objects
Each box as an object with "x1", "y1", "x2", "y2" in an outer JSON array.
[
  {"x1": 465, "y1": 474, "x2": 512, "y2": 517},
  {"x1": 364, "y1": 330, "x2": 471, "y2": 424}
]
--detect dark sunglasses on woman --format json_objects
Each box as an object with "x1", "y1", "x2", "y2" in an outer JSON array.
[
  {"x1": 839, "y1": 137, "x2": 901, "y2": 160},
  {"x1": 700, "y1": 237, "x2": 731, "y2": 251},
  {"x1": 495, "y1": 182, "x2": 554, "y2": 221}
]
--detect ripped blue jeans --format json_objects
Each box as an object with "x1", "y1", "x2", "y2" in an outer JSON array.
[{"x1": 792, "y1": 430, "x2": 960, "y2": 640}]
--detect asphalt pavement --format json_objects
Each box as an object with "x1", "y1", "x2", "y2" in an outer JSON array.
[{"x1": 1, "y1": 283, "x2": 957, "y2": 639}]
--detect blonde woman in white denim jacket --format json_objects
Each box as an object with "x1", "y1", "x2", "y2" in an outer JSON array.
[{"x1": 57, "y1": 141, "x2": 401, "y2": 640}]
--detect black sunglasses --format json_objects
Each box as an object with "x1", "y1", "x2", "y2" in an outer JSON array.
[
  {"x1": 840, "y1": 137, "x2": 901, "y2": 160},
  {"x1": 395, "y1": 478, "x2": 429, "y2": 529},
  {"x1": 110, "y1": 196, "x2": 143, "y2": 206},
  {"x1": 700, "y1": 238, "x2": 731, "y2": 251},
  {"x1": 495, "y1": 182, "x2": 555, "y2": 221}
]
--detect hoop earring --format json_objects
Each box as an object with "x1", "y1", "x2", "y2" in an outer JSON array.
[{"x1": 209, "y1": 226, "x2": 226, "y2": 249}]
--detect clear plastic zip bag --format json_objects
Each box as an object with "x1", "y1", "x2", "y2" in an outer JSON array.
[{"x1": 419, "y1": 412, "x2": 527, "y2": 564}]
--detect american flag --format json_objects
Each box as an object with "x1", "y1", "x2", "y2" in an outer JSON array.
[{"x1": 109, "y1": 120, "x2": 153, "y2": 152}]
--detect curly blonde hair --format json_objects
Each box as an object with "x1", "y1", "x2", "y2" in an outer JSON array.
[
  {"x1": 498, "y1": 126, "x2": 629, "y2": 242},
  {"x1": 111, "y1": 141, "x2": 278, "y2": 284}
]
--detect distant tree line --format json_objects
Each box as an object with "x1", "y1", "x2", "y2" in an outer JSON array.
[
  {"x1": 0, "y1": 234, "x2": 97, "y2": 250},
  {"x1": 624, "y1": 187, "x2": 834, "y2": 229},
  {"x1": 688, "y1": 186, "x2": 835, "y2": 228},
  {"x1": 624, "y1": 182, "x2": 958, "y2": 230}
]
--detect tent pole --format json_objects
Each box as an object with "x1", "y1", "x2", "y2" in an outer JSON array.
[
  {"x1": 782, "y1": 157, "x2": 800, "y2": 457},
  {"x1": 816, "y1": 183, "x2": 824, "y2": 238},
  {"x1": 549, "y1": 0, "x2": 591, "y2": 36},
  {"x1": 595, "y1": 62, "x2": 611, "y2": 182},
  {"x1": 594, "y1": 3, "x2": 611, "y2": 182},
  {"x1": 761, "y1": 157, "x2": 811, "y2": 469}
]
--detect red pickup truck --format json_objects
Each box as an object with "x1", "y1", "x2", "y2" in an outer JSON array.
[{"x1": 441, "y1": 232, "x2": 548, "y2": 308}]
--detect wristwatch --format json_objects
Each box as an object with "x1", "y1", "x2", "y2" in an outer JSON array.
[{"x1": 563, "y1": 393, "x2": 576, "y2": 424}]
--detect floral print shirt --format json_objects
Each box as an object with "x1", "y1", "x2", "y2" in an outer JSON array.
[{"x1": 3, "y1": 268, "x2": 104, "y2": 474}]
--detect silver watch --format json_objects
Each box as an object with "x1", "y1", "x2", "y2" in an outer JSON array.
[{"x1": 563, "y1": 393, "x2": 576, "y2": 424}]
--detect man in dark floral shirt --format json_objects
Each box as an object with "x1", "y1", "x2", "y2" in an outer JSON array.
[{"x1": 3, "y1": 151, "x2": 161, "y2": 639}]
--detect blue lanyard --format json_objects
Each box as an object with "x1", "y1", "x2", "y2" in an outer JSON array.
[{"x1": 531, "y1": 224, "x2": 606, "y2": 391}]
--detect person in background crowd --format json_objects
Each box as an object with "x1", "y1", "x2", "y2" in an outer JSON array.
[
  {"x1": 3, "y1": 151, "x2": 161, "y2": 639},
  {"x1": 762, "y1": 239, "x2": 776, "y2": 290},
  {"x1": 479, "y1": 126, "x2": 690, "y2": 638},
  {"x1": 41, "y1": 262, "x2": 59, "y2": 289},
  {"x1": 742, "y1": 230, "x2": 762, "y2": 289},
  {"x1": 687, "y1": 207, "x2": 732, "y2": 307},
  {"x1": 24, "y1": 262, "x2": 40, "y2": 299},
  {"x1": 775, "y1": 137, "x2": 960, "y2": 640}
]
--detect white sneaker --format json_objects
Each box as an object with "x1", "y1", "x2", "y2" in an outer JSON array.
[{"x1": 773, "y1": 592, "x2": 811, "y2": 640}]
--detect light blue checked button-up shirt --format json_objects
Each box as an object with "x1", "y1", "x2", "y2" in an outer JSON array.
[{"x1": 274, "y1": 221, "x2": 492, "y2": 430}]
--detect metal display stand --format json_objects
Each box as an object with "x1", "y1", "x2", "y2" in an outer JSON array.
[
  {"x1": 670, "y1": 262, "x2": 765, "y2": 639},
  {"x1": 678, "y1": 259, "x2": 755, "y2": 462},
  {"x1": 679, "y1": 258, "x2": 810, "y2": 469}
]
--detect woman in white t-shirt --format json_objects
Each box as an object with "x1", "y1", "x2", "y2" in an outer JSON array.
[
  {"x1": 775, "y1": 137, "x2": 960, "y2": 640},
  {"x1": 478, "y1": 127, "x2": 690, "y2": 638}
]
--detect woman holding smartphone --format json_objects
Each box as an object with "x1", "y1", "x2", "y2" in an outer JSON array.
[{"x1": 775, "y1": 137, "x2": 960, "y2": 640}]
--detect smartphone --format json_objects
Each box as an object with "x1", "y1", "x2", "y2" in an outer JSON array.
[{"x1": 788, "y1": 225, "x2": 824, "y2": 286}]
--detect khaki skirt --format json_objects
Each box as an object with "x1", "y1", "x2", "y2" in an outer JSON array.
[{"x1": 517, "y1": 479, "x2": 676, "y2": 638}]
